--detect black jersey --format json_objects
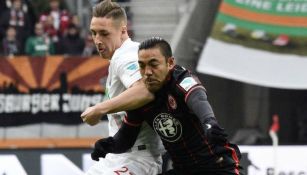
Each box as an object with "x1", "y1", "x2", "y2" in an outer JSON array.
[{"x1": 123, "y1": 65, "x2": 242, "y2": 174}]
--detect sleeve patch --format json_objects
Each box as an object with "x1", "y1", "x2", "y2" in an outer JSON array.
[
  {"x1": 126, "y1": 62, "x2": 139, "y2": 71},
  {"x1": 179, "y1": 77, "x2": 198, "y2": 92},
  {"x1": 124, "y1": 62, "x2": 140, "y2": 78}
]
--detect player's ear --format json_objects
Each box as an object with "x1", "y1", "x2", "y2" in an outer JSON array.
[
  {"x1": 167, "y1": 57, "x2": 175, "y2": 69},
  {"x1": 121, "y1": 25, "x2": 127, "y2": 35}
]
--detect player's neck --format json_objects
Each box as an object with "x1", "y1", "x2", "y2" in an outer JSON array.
[{"x1": 121, "y1": 35, "x2": 129, "y2": 44}]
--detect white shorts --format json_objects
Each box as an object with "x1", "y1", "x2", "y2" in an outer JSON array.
[{"x1": 86, "y1": 152, "x2": 162, "y2": 175}]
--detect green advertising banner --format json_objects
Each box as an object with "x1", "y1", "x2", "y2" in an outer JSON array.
[
  {"x1": 218, "y1": 0, "x2": 307, "y2": 36},
  {"x1": 197, "y1": 0, "x2": 307, "y2": 89}
]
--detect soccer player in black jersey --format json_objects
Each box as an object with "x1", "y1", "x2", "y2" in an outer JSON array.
[{"x1": 91, "y1": 37, "x2": 244, "y2": 175}]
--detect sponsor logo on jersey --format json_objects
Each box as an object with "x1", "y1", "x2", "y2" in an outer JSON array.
[
  {"x1": 153, "y1": 113, "x2": 182, "y2": 142},
  {"x1": 168, "y1": 94, "x2": 177, "y2": 110},
  {"x1": 125, "y1": 63, "x2": 140, "y2": 77},
  {"x1": 126, "y1": 63, "x2": 138, "y2": 70},
  {"x1": 179, "y1": 77, "x2": 198, "y2": 91}
]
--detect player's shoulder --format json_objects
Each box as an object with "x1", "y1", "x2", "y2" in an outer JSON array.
[
  {"x1": 112, "y1": 43, "x2": 139, "y2": 68},
  {"x1": 113, "y1": 39, "x2": 139, "y2": 59},
  {"x1": 120, "y1": 39, "x2": 139, "y2": 54},
  {"x1": 129, "y1": 40, "x2": 140, "y2": 48},
  {"x1": 172, "y1": 65, "x2": 203, "y2": 94}
]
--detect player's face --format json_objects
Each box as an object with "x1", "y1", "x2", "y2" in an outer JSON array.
[
  {"x1": 138, "y1": 47, "x2": 175, "y2": 92},
  {"x1": 90, "y1": 17, "x2": 125, "y2": 59}
]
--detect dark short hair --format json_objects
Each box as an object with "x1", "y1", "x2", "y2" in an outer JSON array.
[
  {"x1": 139, "y1": 37, "x2": 173, "y2": 59},
  {"x1": 92, "y1": 0, "x2": 127, "y2": 25}
]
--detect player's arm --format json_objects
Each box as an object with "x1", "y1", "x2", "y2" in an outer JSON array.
[
  {"x1": 95, "y1": 79, "x2": 153, "y2": 113},
  {"x1": 186, "y1": 87, "x2": 227, "y2": 144},
  {"x1": 90, "y1": 114, "x2": 143, "y2": 161},
  {"x1": 81, "y1": 79, "x2": 153, "y2": 125}
]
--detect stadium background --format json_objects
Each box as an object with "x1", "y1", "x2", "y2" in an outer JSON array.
[{"x1": 1, "y1": 0, "x2": 307, "y2": 174}]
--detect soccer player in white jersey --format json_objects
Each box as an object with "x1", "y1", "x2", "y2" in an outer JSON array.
[{"x1": 81, "y1": 0, "x2": 164, "y2": 174}]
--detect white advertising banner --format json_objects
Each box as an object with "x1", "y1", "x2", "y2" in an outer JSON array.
[
  {"x1": 197, "y1": 38, "x2": 307, "y2": 89},
  {"x1": 240, "y1": 146, "x2": 307, "y2": 175},
  {"x1": 41, "y1": 154, "x2": 86, "y2": 175},
  {"x1": 0, "y1": 155, "x2": 27, "y2": 175},
  {"x1": 1, "y1": 147, "x2": 307, "y2": 174}
]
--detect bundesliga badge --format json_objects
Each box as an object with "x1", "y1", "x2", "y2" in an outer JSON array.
[{"x1": 168, "y1": 94, "x2": 177, "y2": 110}]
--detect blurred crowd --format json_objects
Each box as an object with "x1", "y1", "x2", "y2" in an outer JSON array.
[{"x1": 0, "y1": 0, "x2": 132, "y2": 58}]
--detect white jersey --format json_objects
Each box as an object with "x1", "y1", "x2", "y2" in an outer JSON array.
[{"x1": 105, "y1": 38, "x2": 164, "y2": 156}]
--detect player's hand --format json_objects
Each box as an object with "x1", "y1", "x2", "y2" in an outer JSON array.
[
  {"x1": 204, "y1": 118, "x2": 228, "y2": 145},
  {"x1": 91, "y1": 137, "x2": 114, "y2": 161},
  {"x1": 81, "y1": 106, "x2": 101, "y2": 126}
]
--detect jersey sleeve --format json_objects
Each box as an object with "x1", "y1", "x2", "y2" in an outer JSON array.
[
  {"x1": 186, "y1": 88, "x2": 215, "y2": 122},
  {"x1": 102, "y1": 110, "x2": 144, "y2": 154},
  {"x1": 175, "y1": 72, "x2": 205, "y2": 103},
  {"x1": 175, "y1": 72, "x2": 213, "y2": 120},
  {"x1": 117, "y1": 55, "x2": 142, "y2": 88},
  {"x1": 124, "y1": 109, "x2": 145, "y2": 127},
  {"x1": 111, "y1": 121, "x2": 142, "y2": 153}
]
